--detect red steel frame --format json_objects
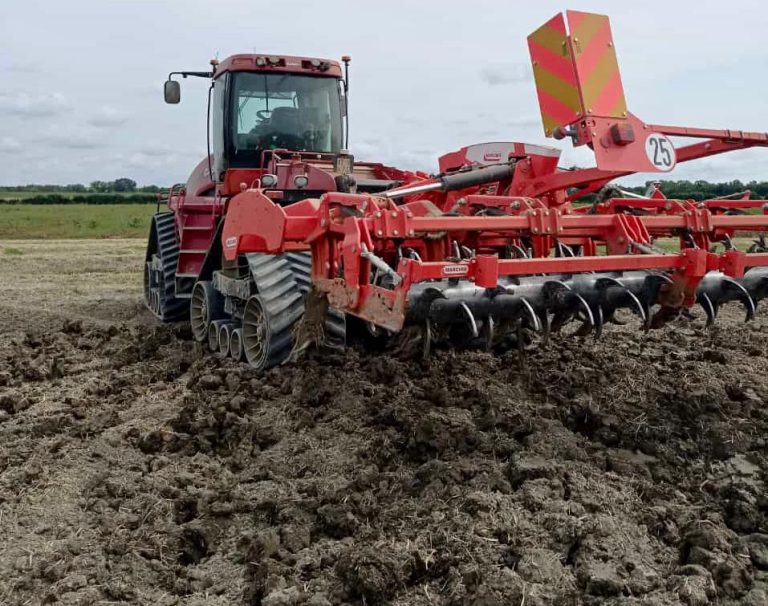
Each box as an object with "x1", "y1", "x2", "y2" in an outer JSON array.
[{"x1": 221, "y1": 188, "x2": 768, "y2": 330}]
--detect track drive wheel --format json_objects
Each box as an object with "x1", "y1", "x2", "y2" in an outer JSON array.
[
  {"x1": 242, "y1": 294, "x2": 295, "y2": 371},
  {"x1": 143, "y1": 212, "x2": 187, "y2": 321},
  {"x1": 190, "y1": 281, "x2": 224, "y2": 342}
]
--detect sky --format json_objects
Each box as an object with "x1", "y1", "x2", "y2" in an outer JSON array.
[{"x1": 1, "y1": 0, "x2": 767, "y2": 187}]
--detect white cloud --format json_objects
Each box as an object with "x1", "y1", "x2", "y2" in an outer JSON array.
[
  {"x1": 0, "y1": 92, "x2": 70, "y2": 117},
  {"x1": 134, "y1": 142, "x2": 178, "y2": 157},
  {"x1": 0, "y1": 0, "x2": 766, "y2": 187},
  {"x1": 0, "y1": 137, "x2": 21, "y2": 153},
  {"x1": 503, "y1": 116, "x2": 541, "y2": 129},
  {"x1": 0, "y1": 60, "x2": 41, "y2": 73},
  {"x1": 87, "y1": 106, "x2": 130, "y2": 128},
  {"x1": 125, "y1": 150, "x2": 195, "y2": 168},
  {"x1": 33, "y1": 129, "x2": 107, "y2": 150},
  {"x1": 479, "y1": 64, "x2": 532, "y2": 86}
]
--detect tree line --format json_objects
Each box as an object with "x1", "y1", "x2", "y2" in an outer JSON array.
[
  {"x1": 620, "y1": 180, "x2": 768, "y2": 201},
  {"x1": 0, "y1": 178, "x2": 163, "y2": 205},
  {"x1": 1, "y1": 178, "x2": 766, "y2": 205},
  {"x1": 0, "y1": 178, "x2": 163, "y2": 194}
]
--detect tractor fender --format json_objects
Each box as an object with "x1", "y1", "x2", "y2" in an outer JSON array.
[{"x1": 221, "y1": 189, "x2": 287, "y2": 261}]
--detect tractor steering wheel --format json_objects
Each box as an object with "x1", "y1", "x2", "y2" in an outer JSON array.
[
  {"x1": 266, "y1": 133, "x2": 304, "y2": 151},
  {"x1": 256, "y1": 109, "x2": 272, "y2": 121}
]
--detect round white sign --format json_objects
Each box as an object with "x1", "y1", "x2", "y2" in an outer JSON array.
[{"x1": 645, "y1": 134, "x2": 677, "y2": 171}]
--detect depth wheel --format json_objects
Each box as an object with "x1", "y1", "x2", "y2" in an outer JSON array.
[
  {"x1": 242, "y1": 294, "x2": 294, "y2": 371},
  {"x1": 190, "y1": 281, "x2": 223, "y2": 342}
]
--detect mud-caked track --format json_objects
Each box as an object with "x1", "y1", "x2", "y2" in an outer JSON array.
[{"x1": 0, "y1": 240, "x2": 767, "y2": 605}]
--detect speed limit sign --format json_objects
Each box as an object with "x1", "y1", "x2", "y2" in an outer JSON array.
[{"x1": 645, "y1": 134, "x2": 677, "y2": 171}]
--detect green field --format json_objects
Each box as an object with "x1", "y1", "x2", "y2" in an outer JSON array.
[
  {"x1": 0, "y1": 203, "x2": 157, "y2": 239},
  {"x1": 0, "y1": 203, "x2": 761, "y2": 250}
]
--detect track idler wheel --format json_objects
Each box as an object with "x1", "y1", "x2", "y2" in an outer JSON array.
[{"x1": 190, "y1": 281, "x2": 224, "y2": 343}]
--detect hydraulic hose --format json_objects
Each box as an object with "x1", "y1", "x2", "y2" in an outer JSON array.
[{"x1": 381, "y1": 162, "x2": 515, "y2": 199}]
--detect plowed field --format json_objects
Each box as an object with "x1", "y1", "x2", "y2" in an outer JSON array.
[{"x1": 1, "y1": 240, "x2": 766, "y2": 605}]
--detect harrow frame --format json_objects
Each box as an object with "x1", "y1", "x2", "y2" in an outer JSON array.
[{"x1": 216, "y1": 9, "x2": 768, "y2": 347}]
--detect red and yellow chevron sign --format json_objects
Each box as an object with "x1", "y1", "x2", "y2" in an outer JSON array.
[{"x1": 528, "y1": 11, "x2": 627, "y2": 136}]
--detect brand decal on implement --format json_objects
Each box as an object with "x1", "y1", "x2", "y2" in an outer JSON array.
[
  {"x1": 443, "y1": 264, "x2": 469, "y2": 276},
  {"x1": 225, "y1": 236, "x2": 237, "y2": 248}
]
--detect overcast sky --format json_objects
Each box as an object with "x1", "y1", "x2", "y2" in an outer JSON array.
[{"x1": 2, "y1": 0, "x2": 767, "y2": 187}]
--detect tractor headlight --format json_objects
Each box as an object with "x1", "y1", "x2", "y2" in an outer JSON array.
[
  {"x1": 293, "y1": 175, "x2": 309, "y2": 189},
  {"x1": 260, "y1": 174, "x2": 277, "y2": 188}
]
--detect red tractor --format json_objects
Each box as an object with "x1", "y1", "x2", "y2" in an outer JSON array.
[
  {"x1": 144, "y1": 53, "x2": 421, "y2": 364},
  {"x1": 146, "y1": 10, "x2": 768, "y2": 370}
]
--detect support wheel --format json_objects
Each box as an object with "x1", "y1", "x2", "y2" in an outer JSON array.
[
  {"x1": 218, "y1": 322, "x2": 235, "y2": 357},
  {"x1": 190, "y1": 281, "x2": 224, "y2": 342},
  {"x1": 242, "y1": 295, "x2": 294, "y2": 371},
  {"x1": 230, "y1": 328, "x2": 245, "y2": 362}
]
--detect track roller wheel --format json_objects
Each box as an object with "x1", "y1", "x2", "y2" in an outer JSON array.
[
  {"x1": 190, "y1": 281, "x2": 224, "y2": 342},
  {"x1": 218, "y1": 322, "x2": 235, "y2": 357},
  {"x1": 230, "y1": 328, "x2": 244, "y2": 362},
  {"x1": 208, "y1": 319, "x2": 226, "y2": 352},
  {"x1": 242, "y1": 295, "x2": 294, "y2": 371}
]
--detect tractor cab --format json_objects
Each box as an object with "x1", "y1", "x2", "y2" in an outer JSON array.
[{"x1": 165, "y1": 54, "x2": 347, "y2": 180}]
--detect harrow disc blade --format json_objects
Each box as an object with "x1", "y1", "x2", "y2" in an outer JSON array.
[
  {"x1": 458, "y1": 301, "x2": 479, "y2": 338},
  {"x1": 740, "y1": 268, "x2": 768, "y2": 304},
  {"x1": 590, "y1": 304, "x2": 605, "y2": 339},
  {"x1": 624, "y1": 289, "x2": 647, "y2": 325},
  {"x1": 480, "y1": 316, "x2": 494, "y2": 351},
  {"x1": 697, "y1": 292, "x2": 717, "y2": 326},
  {"x1": 642, "y1": 274, "x2": 674, "y2": 331},
  {"x1": 519, "y1": 297, "x2": 542, "y2": 333},
  {"x1": 422, "y1": 319, "x2": 432, "y2": 360},
  {"x1": 593, "y1": 277, "x2": 648, "y2": 328},
  {"x1": 696, "y1": 273, "x2": 757, "y2": 325},
  {"x1": 722, "y1": 278, "x2": 756, "y2": 322},
  {"x1": 571, "y1": 293, "x2": 596, "y2": 337},
  {"x1": 542, "y1": 280, "x2": 595, "y2": 337}
]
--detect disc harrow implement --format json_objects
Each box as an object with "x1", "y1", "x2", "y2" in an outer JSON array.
[{"x1": 217, "y1": 10, "x2": 768, "y2": 359}]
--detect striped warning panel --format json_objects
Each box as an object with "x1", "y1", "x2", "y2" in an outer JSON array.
[
  {"x1": 527, "y1": 13, "x2": 582, "y2": 136},
  {"x1": 527, "y1": 11, "x2": 627, "y2": 136},
  {"x1": 566, "y1": 10, "x2": 627, "y2": 120}
]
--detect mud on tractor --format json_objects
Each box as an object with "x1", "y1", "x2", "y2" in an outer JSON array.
[{"x1": 145, "y1": 10, "x2": 768, "y2": 370}]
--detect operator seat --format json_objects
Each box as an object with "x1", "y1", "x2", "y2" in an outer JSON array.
[{"x1": 268, "y1": 106, "x2": 301, "y2": 136}]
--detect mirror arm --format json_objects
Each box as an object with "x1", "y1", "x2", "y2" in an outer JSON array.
[{"x1": 167, "y1": 70, "x2": 214, "y2": 80}]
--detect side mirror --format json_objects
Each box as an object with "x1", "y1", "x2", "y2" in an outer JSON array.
[{"x1": 164, "y1": 80, "x2": 180, "y2": 104}]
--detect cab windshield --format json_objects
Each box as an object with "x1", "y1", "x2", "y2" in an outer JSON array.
[{"x1": 231, "y1": 72, "x2": 342, "y2": 164}]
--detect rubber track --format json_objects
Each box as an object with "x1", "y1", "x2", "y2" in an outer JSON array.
[
  {"x1": 245, "y1": 254, "x2": 307, "y2": 369},
  {"x1": 283, "y1": 252, "x2": 347, "y2": 347},
  {"x1": 146, "y1": 213, "x2": 188, "y2": 321}
]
